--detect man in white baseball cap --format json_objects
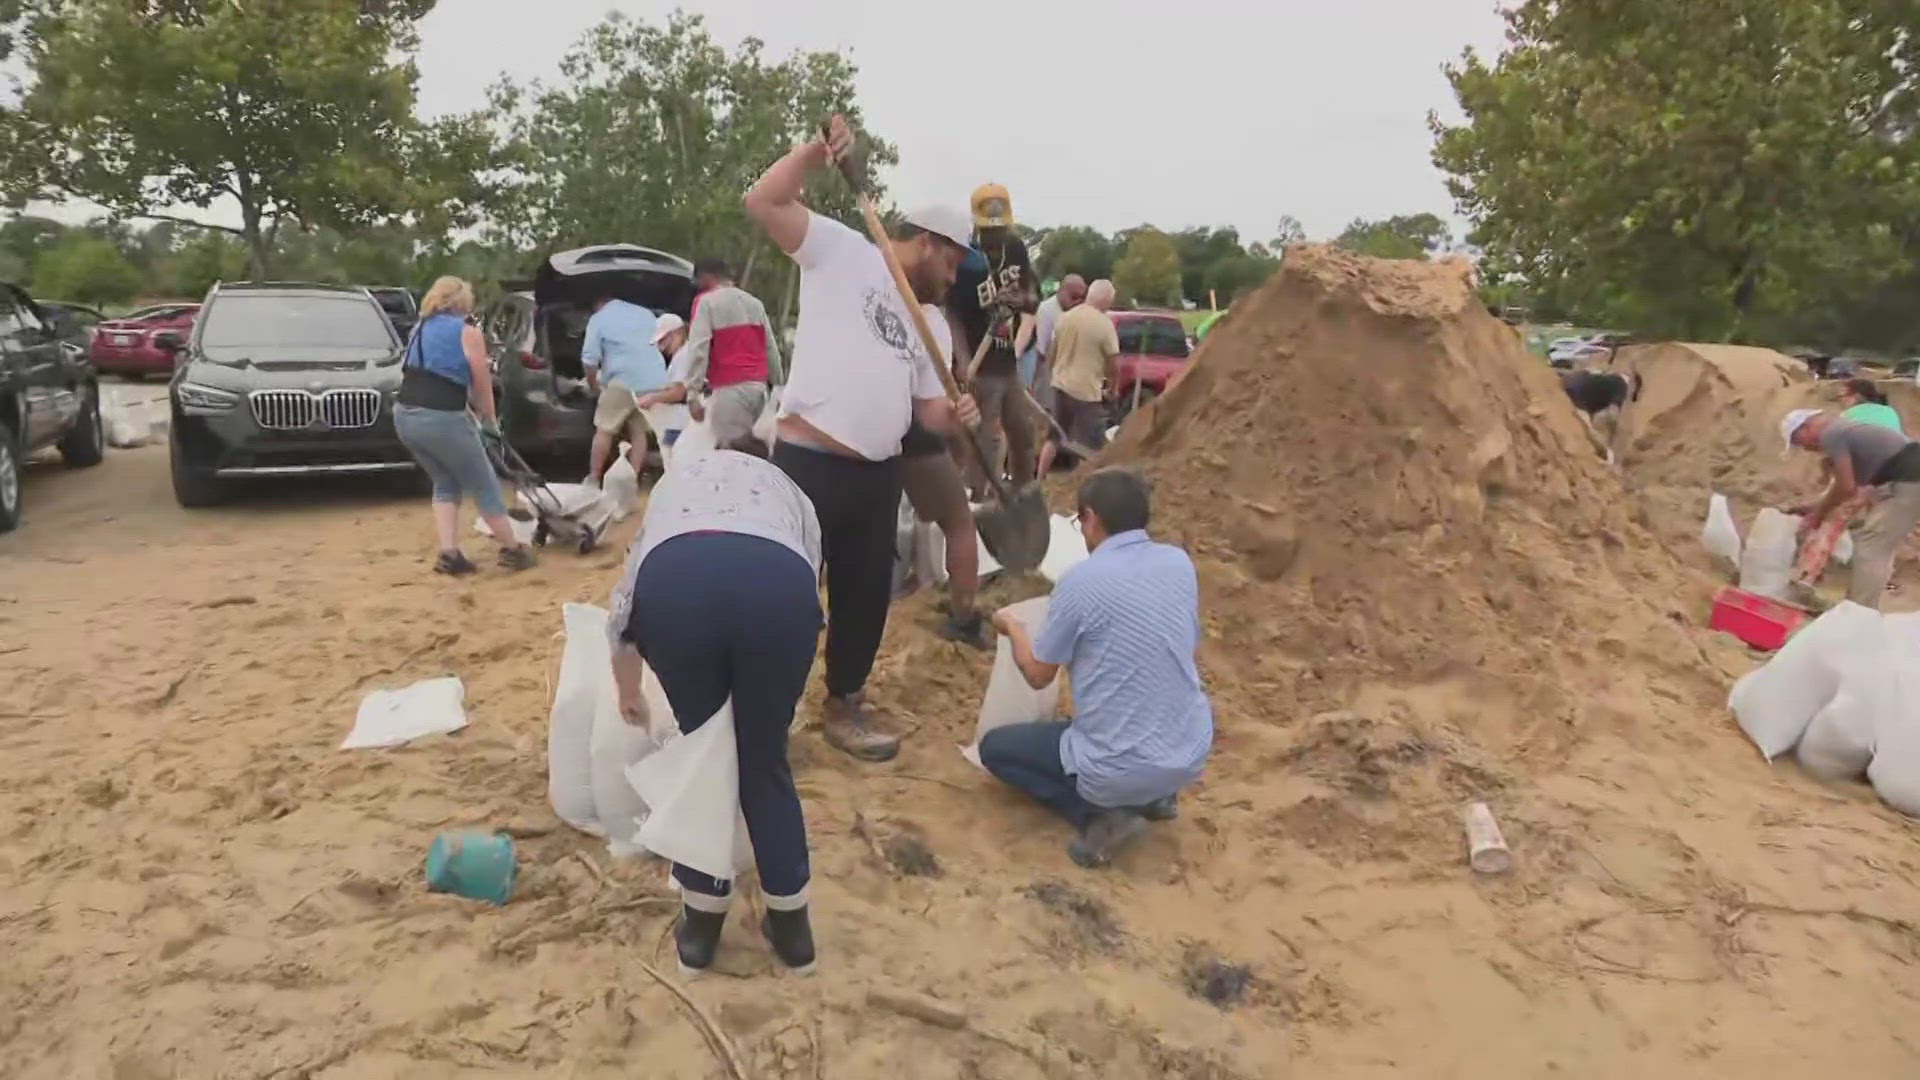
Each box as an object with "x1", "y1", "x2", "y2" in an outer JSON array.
[
  {"x1": 633, "y1": 314, "x2": 693, "y2": 465},
  {"x1": 744, "y1": 113, "x2": 980, "y2": 771},
  {"x1": 1785, "y1": 405, "x2": 1920, "y2": 607}
]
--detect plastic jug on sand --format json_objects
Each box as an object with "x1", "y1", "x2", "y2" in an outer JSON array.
[
  {"x1": 1739, "y1": 508, "x2": 1798, "y2": 600},
  {"x1": 426, "y1": 830, "x2": 516, "y2": 905}
]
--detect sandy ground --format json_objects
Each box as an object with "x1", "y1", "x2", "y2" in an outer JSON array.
[{"x1": 5, "y1": 324, "x2": 1920, "y2": 1077}]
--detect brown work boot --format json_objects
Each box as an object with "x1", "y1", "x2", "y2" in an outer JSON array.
[{"x1": 821, "y1": 693, "x2": 901, "y2": 762}]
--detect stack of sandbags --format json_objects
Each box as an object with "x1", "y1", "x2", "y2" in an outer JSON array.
[{"x1": 1729, "y1": 602, "x2": 1920, "y2": 815}]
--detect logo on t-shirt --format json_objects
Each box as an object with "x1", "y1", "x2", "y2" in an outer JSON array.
[{"x1": 862, "y1": 289, "x2": 920, "y2": 362}]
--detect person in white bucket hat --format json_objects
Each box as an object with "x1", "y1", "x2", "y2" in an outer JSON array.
[{"x1": 1784, "y1": 406, "x2": 1920, "y2": 607}]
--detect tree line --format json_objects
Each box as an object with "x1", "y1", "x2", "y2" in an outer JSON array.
[
  {"x1": 0, "y1": 2, "x2": 1456, "y2": 315},
  {"x1": 1433, "y1": 0, "x2": 1920, "y2": 352}
]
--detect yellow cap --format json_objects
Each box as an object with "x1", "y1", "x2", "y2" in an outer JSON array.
[{"x1": 971, "y1": 183, "x2": 1013, "y2": 228}]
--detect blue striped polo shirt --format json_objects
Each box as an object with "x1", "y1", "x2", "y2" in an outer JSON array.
[{"x1": 1033, "y1": 529, "x2": 1213, "y2": 806}]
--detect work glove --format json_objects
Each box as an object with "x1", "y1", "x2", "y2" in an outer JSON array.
[{"x1": 478, "y1": 419, "x2": 504, "y2": 451}]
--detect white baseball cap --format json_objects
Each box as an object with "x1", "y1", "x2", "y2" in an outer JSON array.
[
  {"x1": 1781, "y1": 408, "x2": 1821, "y2": 451},
  {"x1": 652, "y1": 313, "x2": 685, "y2": 344},
  {"x1": 902, "y1": 204, "x2": 973, "y2": 250}
]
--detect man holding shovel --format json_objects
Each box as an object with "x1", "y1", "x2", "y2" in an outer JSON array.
[
  {"x1": 949, "y1": 183, "x2": 1040, "y2": 489},
  {"x1": 744, "y1": 114, "x2": 980, "y2": 762}
]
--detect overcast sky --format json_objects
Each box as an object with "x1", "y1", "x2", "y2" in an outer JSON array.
[{"x1": 30, "y1": 0, "x2": 1511, "y2": 243}]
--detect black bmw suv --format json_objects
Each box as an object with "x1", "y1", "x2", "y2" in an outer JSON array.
[{"x1": 165, "y1": 282, "x2": 415, "y2": 506}]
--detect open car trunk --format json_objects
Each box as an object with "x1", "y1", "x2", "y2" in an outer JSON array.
[{"x1": 533, "y1": 245, "x2": 696, "y2": 381}]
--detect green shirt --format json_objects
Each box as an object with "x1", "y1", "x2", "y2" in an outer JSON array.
[{"x1": 1843, "y1": 402, "x2": 1904, "y2": 434}]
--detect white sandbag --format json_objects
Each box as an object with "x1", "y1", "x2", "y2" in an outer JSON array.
[
  {"x1": 1040, "y1": 514, "x2": 1090, "y2": 583},
  {"x1": 1701, "y1": 492, "x2": 1741, "y2": 568},
  {"x1": 603, "y1": 453, "x2": 641, "y2": 521},
  {"x1": 342, "y1": 676, "x2": 467, "y2": 749},
  {"x1": 548, "y1": 603, "x2": 607, "y2": 835},
  {"x1": 519, "y1": 482, "x2": 607, "y2": 519},
  {"x1": 1729, "y1": 601, "x2": 1883, "y2": 759},
  {"x1": 753, "y1": 386, "x2": 782, "y2": 447},
  {"x1": 674, "y1": 416, "x2": 718, "y2": 461},
  {"x1": 1739, "y1": 508, "x2": 1799, "y2": 600},
  {"x1": 590, "y1": 660, "x2": 666, "y2": 859},
  {"x1": 892, "y1": 493, "x2": 919, "y2": 597},
  {"x1": 1796, "y1": 691, "x2": 1877, "y2": 781},
  {"x1": 1866, "y1": 612, "x2": 1920, "y2": 815},
  {"x1": 475, "y1": 514, "x2": 538, "y2": 545},
  {"x1": 627, "y1": 701, "x2": 755, "y2": 883},
  {"x1": 963, "y1": 596, "x2": 1061, "y2": 769},
  {"x1": 1834, "y1": 529, "x2": 1855, "y2": 566}
]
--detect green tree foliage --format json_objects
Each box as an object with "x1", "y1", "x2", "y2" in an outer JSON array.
[
  {"x1": 1112, "y1": 227, "x2": 1184, "y2": 307},
  {"x1": 483, "y1": 11, "x2": 896, "y2": 301},
  {"x1": 1, "y1": 0, "x2": 480, "y2": 280},
  {"x1": 1335, "y1": 213, "x2": 1451, "y2": 260},
  {"x1": 31, "y1": 233, "x2": 140, "y2": 305},
  {"x1": 1032, "y1": 225, "x2": 1118, "y2": 285},
  {"x1": 1432, "y1": 0, "x2": 1920, "y2": 343}
]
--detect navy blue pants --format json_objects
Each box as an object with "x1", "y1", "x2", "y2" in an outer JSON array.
[
  {"x1": 979, "y1": 720, "x2": 1097, "y2": 829},
  {"x1": 623, "y1": 532, "x2": 822, "y2": 900}
]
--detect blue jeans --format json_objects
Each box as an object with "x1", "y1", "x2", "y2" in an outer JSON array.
[
  {"x1": 623, "y1": 532, "x2": 823, "y2": 901},
  {"x1": 979, "y1": 721, "x2": 1097, "y2": 829},
  {"x1": 393, "y1": 405, "x2": 507, "y2": 519}
]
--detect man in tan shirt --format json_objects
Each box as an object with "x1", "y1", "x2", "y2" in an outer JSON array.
[{"x1": 1038, "y1": 279, "x2": 1119, "y2": 475}]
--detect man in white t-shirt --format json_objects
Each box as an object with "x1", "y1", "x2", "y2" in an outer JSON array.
[{"x1": 744, "y1": 113, "x2": 979, "y2": 762}]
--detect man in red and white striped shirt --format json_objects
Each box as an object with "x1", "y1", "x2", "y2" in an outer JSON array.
[{"x1": 658, "y1": 258, "x2": 785, "y2": 445}]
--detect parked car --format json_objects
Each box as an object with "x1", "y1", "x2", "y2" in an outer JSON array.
[
  {"x1": 483, "y1": 244, "x2": 695, "y2": 463},
  {"x1": 35, "y1": 301, "x2": 105, "y2": 347},
  {"x1": 1546, "y1": 336, "x2": 1606, "y2": 368},
  {"x1": 166, "y1": 283, "x2": 414, "y2": 507},
  {"x1": 90, "y1": 302, "x2": 201, "y2": 378},
  {"x1": 1110, "y1": 310, "x2": 1192, "y2": 418},
  {"x1": 366, "y1": 286, "x2": 420, "y2": 341},
  {"x1": 0, "y1": 282, "x2": 105, "y2": 532}
]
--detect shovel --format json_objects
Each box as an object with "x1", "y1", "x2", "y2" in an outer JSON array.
[{"x1": 823, "y1": 133, "x2": 1050, "y2": 572}]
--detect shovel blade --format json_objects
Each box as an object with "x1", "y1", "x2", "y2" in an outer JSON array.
[{"x1": 975, "y1": 483, "x2": 1050, "y2": 573}]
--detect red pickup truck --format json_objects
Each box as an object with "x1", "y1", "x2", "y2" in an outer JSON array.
[{"x1": 1110, "y1": 310, "x2": 1192, "y2": 417}]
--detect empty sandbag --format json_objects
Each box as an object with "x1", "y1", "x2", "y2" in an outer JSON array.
[{"x1": 1700, "y1": 492, "x2": 1740, "y2": 569}]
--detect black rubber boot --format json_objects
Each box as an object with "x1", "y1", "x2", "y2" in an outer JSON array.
[
  {"x1": 674, "y1": 906, "x2": 727, "y2": 976},
  {"x1": 761, "y1": 907, "x2": 817, "y2": 974},
  {"x1": 1140, "y1": 794, "x2": 1179, "y2": 822}
]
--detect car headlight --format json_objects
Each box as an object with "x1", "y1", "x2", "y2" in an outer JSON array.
[{"x1": 176, "y1": 382, "x2": 240, "y2": 411}]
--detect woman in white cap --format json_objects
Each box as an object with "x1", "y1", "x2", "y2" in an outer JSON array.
[{"x1": 1784, "y1": 407, "x2": 1920, "y2": 607}]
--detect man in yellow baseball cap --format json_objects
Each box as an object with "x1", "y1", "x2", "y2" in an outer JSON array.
[{"x1": 949, "y1": 182, "x2": 1040, "y2": 489}]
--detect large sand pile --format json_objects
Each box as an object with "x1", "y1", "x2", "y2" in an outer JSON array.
[{"x1": 1103, "y1": 245, "x2": 1720, "y2": 754}]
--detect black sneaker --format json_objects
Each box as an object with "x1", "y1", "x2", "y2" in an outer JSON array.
[
  {"x1": 1068, "y1": 809, "x2": 1149, "y2": 869},
  {"x1": 761, "y1": 907, "x2": 817, "y2": 974},
  {"x1": 1140, "y1": 794, "x2": 1179, "y2": 822},
  {"x1": 433, "y1": 550, "x2": 477, "y2": 576},
  {"x1": 497, "y1": 545, "x2": 536, "y2": 571},
  {"x1": 937, "y1": 610, "x2": 994, "y2": 650},
  {"x1": 674, "y1": 906, "x2": 727, "y2": 977}
]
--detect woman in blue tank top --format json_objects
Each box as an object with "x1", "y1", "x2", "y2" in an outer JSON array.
[{"x1": 393, "y1": 276, "x2": 535, "y2": 574}]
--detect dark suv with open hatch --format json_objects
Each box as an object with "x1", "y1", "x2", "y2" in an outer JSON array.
[{"x1": 166, "y1": 282, "x2": 414, "y2": 507}]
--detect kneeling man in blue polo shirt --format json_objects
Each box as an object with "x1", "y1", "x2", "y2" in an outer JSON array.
[{"x1": 984, "y1": 468, "x2": 1214, "y2": 868}]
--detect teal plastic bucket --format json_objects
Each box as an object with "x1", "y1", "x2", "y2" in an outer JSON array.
[{"x1": 425, "y1": 830, "x2": 516, "y2": 905}]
